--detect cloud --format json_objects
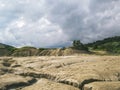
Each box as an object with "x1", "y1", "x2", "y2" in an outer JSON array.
[
  {"x1": 0, "y1": 0, "x2": 120, "y2": 47},
  {"x1": 46, "y1": 0, "x2": 120, "y2": 43},
  {"x1": 0, "y1": 16, "x2": 69, "y2": 47}
]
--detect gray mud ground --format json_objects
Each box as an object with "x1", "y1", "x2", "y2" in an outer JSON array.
[{"x1": 0, "y1": 55, "x2": 120, "y2": 90}]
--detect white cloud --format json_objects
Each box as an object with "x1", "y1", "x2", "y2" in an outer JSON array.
[{"x1": 0, "y1": 15, "x2": 68, "y2": 47}]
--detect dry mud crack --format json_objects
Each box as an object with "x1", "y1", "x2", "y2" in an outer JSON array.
[{"x1": 0, "y1": 56, "x2": 120, "y2": 90}]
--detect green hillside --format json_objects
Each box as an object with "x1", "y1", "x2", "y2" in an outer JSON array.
[
  {"x1": 0, "y1": 43, "x2": 16, "y2": 56},
  {"x1": 86, "y1": 36, "x2": 120, "y2": 54}
]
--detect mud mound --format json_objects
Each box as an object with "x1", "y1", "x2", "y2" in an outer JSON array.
[
  {"x1": 12, "y1": 48, "x2": 89, "y2": 56},
  {"x1": 0, "y1": 43, "x2": 90, "y2": 57},
  {"x1": 39, "y1": 48, "x2": 89, "y2": 56},
  {"x1": 12, "y1": 47, "x2": 38, "y2": 56}
]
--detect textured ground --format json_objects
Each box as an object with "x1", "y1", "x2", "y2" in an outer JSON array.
[{"x1": 0, "y1": 55, "x2": 120, "y2": 90}]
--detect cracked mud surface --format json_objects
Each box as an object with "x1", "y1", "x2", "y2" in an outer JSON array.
[{"x1": 0, "y1": 55, "x2": 120, "y2": 90}]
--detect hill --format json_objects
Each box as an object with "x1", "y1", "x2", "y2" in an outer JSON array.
[
  {"x1": 38, "y1": 48, "x2": 89, "y2": 56},
  {"x1": 12, "y1": 47, "x2": 89, "y2": 56},
  {"x1": 1, "y1": 36, "x2": 120, "y2": 56},
  {"x1": 12, "y1": 46, "x2": 38, "y2": 56},
  {"x1": 0, "y1": 40, "x2": 89, "y2": 56},
  {"x1": 0, "y1": 43, "x2": 89, "y2": 56},
  {"x1": 0, "y1": 43, "x2": 16, "y2": 56},
  {"x1": 86, "y1": 36, "x2": 120, "y2": 54}
]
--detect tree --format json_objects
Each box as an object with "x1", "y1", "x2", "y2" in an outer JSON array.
[{"x1": 72, "y1": 40, "x2": 88, "y2": 51}]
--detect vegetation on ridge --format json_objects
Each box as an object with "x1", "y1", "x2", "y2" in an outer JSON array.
[{"x1": 86, "y1": 36, "x2": 120, "y2": 54}]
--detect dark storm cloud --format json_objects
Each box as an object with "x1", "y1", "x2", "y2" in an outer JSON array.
[
  {"x1": 45, "y1": 0, "x2": 120, "y2": 43},
  {"x1": 0, "y1": 0, "x2": 120, "y2": 47}
]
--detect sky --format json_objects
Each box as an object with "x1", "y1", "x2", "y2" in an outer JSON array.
[{"x1": 0, "y1": 0, "x2": 120, "y2": 48}]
